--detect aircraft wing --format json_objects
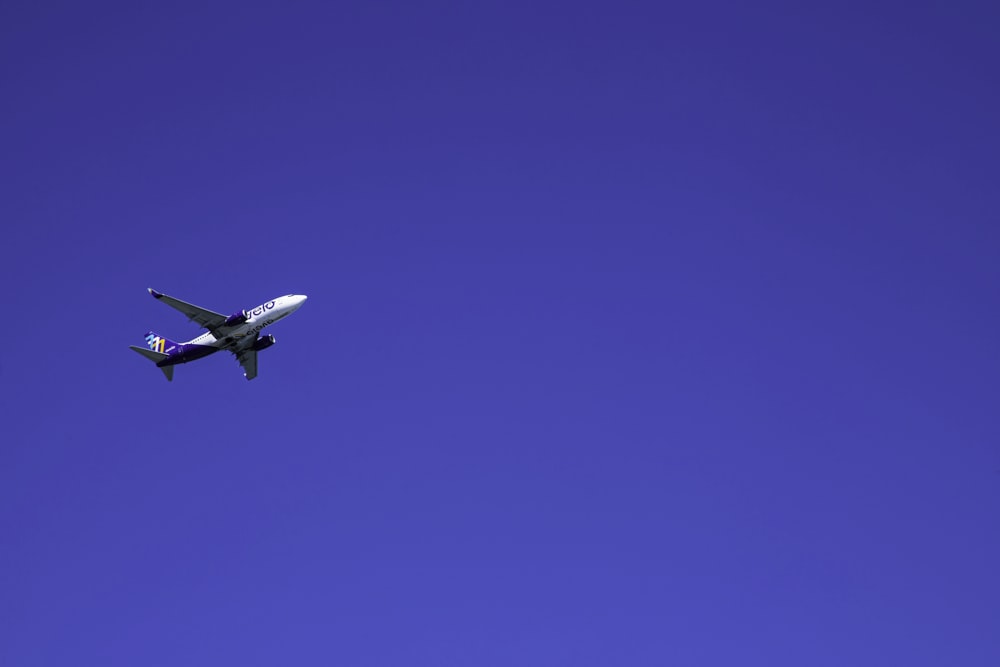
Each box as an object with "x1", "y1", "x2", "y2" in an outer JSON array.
[
  {"x1": 148, "y1": 288, "x2": 228, "y2": 333},
  {"x1": 229, "y1": 335, "x2": 260, "y2": 380},
  {"x1": 236, "y1": 348, "x2": 258, "y2": 381}
]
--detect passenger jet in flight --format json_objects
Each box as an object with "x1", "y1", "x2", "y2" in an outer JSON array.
[{"x1": 130, "y1": 289, "x2": 307, "y2": 381}]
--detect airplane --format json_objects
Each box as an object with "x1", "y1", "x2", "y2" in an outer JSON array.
[{"x1": 129, "y1": 289, "x2": 308, "y2": 381}]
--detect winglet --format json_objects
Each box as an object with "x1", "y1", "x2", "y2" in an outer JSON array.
[{"x1": 148, "y1": 288, "x2": 163, "y2": 299}]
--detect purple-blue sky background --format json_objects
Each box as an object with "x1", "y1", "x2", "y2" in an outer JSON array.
[{"x1": 2, "y1": 2, "x2": 998, "y2": 664}]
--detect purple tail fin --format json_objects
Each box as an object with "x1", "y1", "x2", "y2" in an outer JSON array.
[{"x1": 144, "y1": 331, "x2": 181, "y2": 355}]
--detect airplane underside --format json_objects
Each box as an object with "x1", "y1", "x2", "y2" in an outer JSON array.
[
  {"x1": 156, "y1": 344, "x2": 219, "y2": 367},
  {"x1": 131, "y1": 289, "x2": 306, "y2": 381}
]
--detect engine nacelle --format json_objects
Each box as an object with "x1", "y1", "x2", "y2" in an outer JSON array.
[
  {"x1": 251, "y1": 334, "x2": 276, "y2": 351},
  {"x1": 224, "y1": 309, "x2": 249, "y2": 327}
]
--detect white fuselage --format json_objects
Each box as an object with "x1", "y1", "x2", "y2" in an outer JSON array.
[{"x1": 187, "y1": 294, "x2": 308, "y2": 350}]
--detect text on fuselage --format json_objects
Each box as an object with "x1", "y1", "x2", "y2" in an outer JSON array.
[{"x1": 250, "y1": 301, "x2": 276, "y2": 317}]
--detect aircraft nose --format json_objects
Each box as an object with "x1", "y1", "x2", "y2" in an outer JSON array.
[{"x1": 293, "y1": 294, "x2": 307, "y2": 308}]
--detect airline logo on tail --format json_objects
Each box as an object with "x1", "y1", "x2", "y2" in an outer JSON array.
[{"x1": 145, "y1": 333, "x2": 166, "y2": 353}]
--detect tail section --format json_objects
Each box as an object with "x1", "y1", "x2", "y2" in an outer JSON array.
[
  {"x1": 129, "y1": 344, "x2": 175, "y2": 381},
  {"x1": 144, "y1": 331, "x2": 181, "y2": 355}
]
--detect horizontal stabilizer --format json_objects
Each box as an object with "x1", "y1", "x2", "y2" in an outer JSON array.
[
  {"x1": 129, "y1": 345, "x2": 168, "y2": 363},
  {"x1": 129, "y1": 345, "x2": 174, "y2": 381}
]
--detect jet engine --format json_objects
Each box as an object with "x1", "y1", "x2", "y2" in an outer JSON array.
[
  {"x1": 224, "y1": 309, "x2": 249, "y2": 327},
  {"x1": 251, "y1": 334, "x2": 276, "y2": 351}
]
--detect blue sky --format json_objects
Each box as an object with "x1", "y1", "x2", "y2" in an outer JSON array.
[{"x1": 2, "y1": 1, "x2": 998, "y2": 664}]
